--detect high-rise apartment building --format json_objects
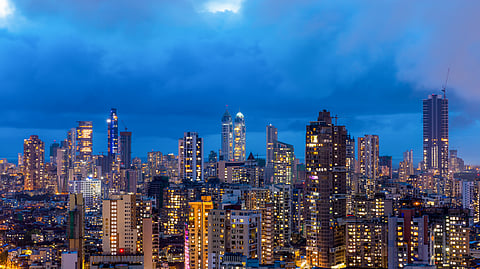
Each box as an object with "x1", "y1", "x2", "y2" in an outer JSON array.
[
  {"x1": 187, "y1": 196, "x2": 213, "y2": 269},
  {"x1": 305, "y1": 110, "x2": 347, "y2": 268},
  {"x1": 387, "y1": 209, "x2": 429, "y2": 268},
  {"x1": 270, "y1": 184, "x2": 292, "y2": 248},
  {"x1": 161, "y1": 186, "x2": 188, "y2": 235},
  {"x1": 425, "y1": 208, "x2": 469, "y2": 269},
  {"x1": 208, "y1": 208, "x2": 261, "y2": 269},
  {"x1": 102, "y1": 194, "x2": 138, "y2": 255},
  {"x1": 179, "y1": 132, "x2": 203, "y2": 182},
  {"x1": 423, "y1": 94, "x2": 449, "y2": 177},
  {"x1": 233, "y1": 112, "x2": 246, "y2": 162},
  {"x1": 119, "y1": 131, "x2": 132, "y2": 169},
  {"x1": 24, "y1": 135, "x2": 45, "y2": 191},
  {"x1": 67, "y1": 128, "x2": 77, "y2": 168},
  {"x1": 221, "y1": 109, "x2": 234, "y2": 161},
  {"x1": 346, "y1": 218, "x2": 387, "y2": 268},
  {"x1": 265, "y1": 124, "x2": 278, "y2": 184},
  {"x1": 272, "y1": 141, "x2": 295, "y2": 185},
  {"x1": 69, "y1": 178, "x2": 102, "y2": 212},
  {"x1": 358, "y1": 134, "x2": 379, "y2": 180},
  {"x1": 244, "y1": 188, "x2": 274, "y2": 265},
  {"x1": 107, "y1": 108, "x2": 119, "y2": 170}
]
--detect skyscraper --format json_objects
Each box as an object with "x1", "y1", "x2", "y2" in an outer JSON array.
[
  {"x1": 233, "y1": 112, "x2": 246, "y2": 162},
  {"x1": 423, "y1": 94, "x2": 449, "y2": 177},
  {"x1": 119, "y1": 131, "x2": 132, "y2": 169},
  {"x1": 272, "y1": 141, "x2": 295, "y2": 185},
  {"x1": 221, "y1": 109, "x2": 234, "y2": 161},
  {"x1": 305, "y1": 110, "x2": 347, "y2": 268},
  {"x1": 265, "y1": 124, "x2": 278, "y2": 184},
  {"x1": 23, "y1": 135, "x2": 45, "y2": 191},
  {"x1": 357, "y1": 134, "x2": 380, "y2": 180},
  {"x1": 107, "y1": 109, "x2": 119, "y2": 170},
  {"x1": 77, "y1": 121, "x2": 93, "y2": 164},
  {"x1": 188, "y1": 196, "x2": 213, "y2": 269},
  {"x1": 266, "y1": 124, "x2": 278, "y2": 167},
  {"x1": 178, "y1": 132, "x2": 204, "y2": 182}
]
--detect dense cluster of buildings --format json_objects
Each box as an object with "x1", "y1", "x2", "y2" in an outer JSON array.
[{"x1": 1, "y1": 93, "x2": 480, "y2": 269}]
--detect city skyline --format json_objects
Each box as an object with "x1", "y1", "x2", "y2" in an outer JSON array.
[
  {"x1": 1, "y1": 1, "x2": 480, "y2": 165},
  {"x1": 0, "y1": 100, "x2": 472, "y2": 167}
]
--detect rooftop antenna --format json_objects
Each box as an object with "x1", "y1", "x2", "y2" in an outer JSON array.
[
  {"x1": 333, "y1": 115, "x2": 339, "y2": 125},
  {"x1": 442, "y1": 68, "x2": 450, "y2": 98}
]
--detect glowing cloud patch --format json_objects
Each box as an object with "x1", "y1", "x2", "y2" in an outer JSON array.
[
  {"x1": 204, "y1": 0, "x2": 244, "y2": 13},
  {"x1": 0, "y1": 0, "x2": 13, "y2": 18}
]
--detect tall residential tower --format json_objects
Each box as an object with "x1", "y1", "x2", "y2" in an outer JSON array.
[
  {"x1": 423, "y1": 94, "x2": 448, "y2": 176},
  {"x1": 221, "y1": 109, "x2": 234, "y2": 161},
  {"x1": 233, "y1": 112, "x2": 246, "y2": 161},
  {"x1": 107, "y1": 108, "x2": 119, "y2": 170},
  {"x1": 305, "y1": 110, "x2": 347, "y2": 268}
]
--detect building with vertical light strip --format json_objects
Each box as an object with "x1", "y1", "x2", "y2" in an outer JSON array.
[
  {"x1": 188, "y1": 196, "x2": 213, "y2": 269},
  {"x1": 102, "y1": 194, "x2": 138, "y2": 255},
  {"x1": 179, "y1": 132, "x2": 204, "y2": 182},
  {"x1": 233, "y1": 112, "x2": 246, "y2": 162},
  {"x1": 221, "y1": 109, "x2": 234, "y2": 161},
  {"x1": 107, "y1": 108, "x2": 119, "y2": 171},
  {"x1": 423, "y1": 94, "x2": 449, "y2": 177},
  {"x1": 305, "y1": 110, "x2": 347, "y2": 268},
  {"x1": 265, "y1": 124, "x2": 278, "y2": 184},
  {"x1": 23, "y1": 135, "x2": 45, "y2": 191}
]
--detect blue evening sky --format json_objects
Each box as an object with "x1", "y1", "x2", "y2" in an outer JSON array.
[{"x1": 1, "y1": 0, "x2": 480, "y2": 166}]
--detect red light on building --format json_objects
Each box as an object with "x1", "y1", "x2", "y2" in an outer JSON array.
[{"x1": 119, "y1": 248, "x2": 125, "y2": 254}]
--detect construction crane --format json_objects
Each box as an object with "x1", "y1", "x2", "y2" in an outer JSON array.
[
  {"x1": 442, "y1": 68, "x2": 450, "y2": 98},
  {"x1": 121, "y1": 120, "x2": 128, "y2": 131}
]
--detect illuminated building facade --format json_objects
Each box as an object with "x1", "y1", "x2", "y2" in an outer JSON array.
[
  {"x1": 233, "y1": 112, "x2": 246, "y2": 162},
  {"x1": 119, "y1": 131, "x2": 132, "y2": 169},
  {"x1": 161, "y1": 186, "x2": 188, "y2": 235},
  {"x1": 107, "y1": 108, "x2": 119, "y2": 170},
  {"x1": 221, "y1": 109, "x2": 234, "y2": 161},
  {"x1": 305, "y1": 110, "x2": 347, "y2": 268},
  {"x1": 179, "y1": 132, "x2": 204, "y2": 182},
  {"x1": 102, "y1": 194, "x2": 138, "y2": 255},
  {"x1": 188, "y1": 196, "x2": 213, "y2": 269},
  {"x1": 423, "y1": 94, "x2": 449, "y2": 177},
  {"x1": 358, "y1": 135, "x2": 379, "y2": 179},
  {"x1": 147, "y1": 151, "x2": 162, "y2": 180},
  {"x1": 272, "y1": 141, "x2": 295, "y2": 185},
  {"x1": 76, "y1": 121, "x2": 93, "y2": 164},
  {"x1": 270, "y1": 184, "x2": 292, "y2": 248},
  {"x1": 426, "y1": 208, "x2": 469, "y2": 269},
  {"x1": 208, "y1": 209, "x2": 261, "y2": 269},
  {"x1": 23, "y1": 135, "x2": 45, "y2": 191},
  {"x1": 345, "y1": 218, "x2": 387, "y2": 268},
  {"x1": 387, "y1": 209, "x2": 429, "y2": 268},
  {"x1": 265, "y1": 124, "x2": 278, "y2": 184},
  {"x1": 69, "y1": 177, "x2": 102, "y2": 212}
]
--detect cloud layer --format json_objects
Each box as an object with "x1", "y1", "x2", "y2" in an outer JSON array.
[{"x1": 1, "y1": 0, "x2": 479, "y2": 165}]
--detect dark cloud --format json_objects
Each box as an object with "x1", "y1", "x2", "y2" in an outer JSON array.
[{"x1": 0, "y1": 0, "x2": 480, "y2": 164}]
